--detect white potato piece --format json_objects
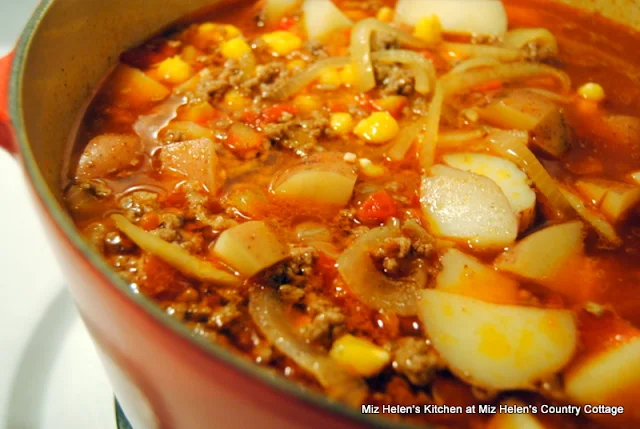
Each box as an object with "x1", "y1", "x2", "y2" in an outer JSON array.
[
  {"x1": 478, "y1": 90, "x2": 569, "y2": 157},
  {"x1": 212, "y1": 221, "x2": 288, "y2": 277},
  {"x1": 272, "y1": 155, "x2": 357, "y2": 206},
  {"x1": 565, "y1": 337, "x2": 640, "y2": 423},
  {"x1": 487, "y1": 399, "x2": 546, "y2": 429},
  {"x1": 443, "y1": 153, "x2": 536, "y2": 231},
  {"x1": 159, "y1": 139, "x2": 221, "y2": 193},
  {"x1": 576, "y1": 179, "x2": 640, "y2": 223},
  {"x1": 303, "y1": 0, "x2": 352, "y2": 41},
  {"x1": 437, "y1": 248, "x2": 520, "y2": 305},
  {"x1": 420, "y1": 165, "x2": 518, "y2": 250},
  {"x1": 495, "y1": 221, "x2": 584, "y2": 283},
  {"x1": 418, "y1": 290, "x2": 577, "y2": 390},
  {"x1": 77, "y1": 134, "x2": 143, "y2": 180},
  {"x1": 264, "y1": 0, "x2": 300, "y2": 24},
  {"x1": 395, "y1": 0, "x2": 508, "y2": 36}
]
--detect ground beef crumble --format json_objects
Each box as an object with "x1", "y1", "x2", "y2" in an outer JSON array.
[
  {"x1": 392, "y1": 337, "x2": 445, "y2": 386},
  {"x1": 374, "y1": 62, "x2": 415, "y2": 96}
]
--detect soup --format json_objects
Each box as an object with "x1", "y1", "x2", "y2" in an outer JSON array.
[{"x1": 64, "y1": 0, "x2": 640, "y2": 427}]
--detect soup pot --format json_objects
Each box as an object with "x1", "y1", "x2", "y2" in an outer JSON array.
[{"x1": 1, "y1": 1, "x2": 639, "y2": 428}]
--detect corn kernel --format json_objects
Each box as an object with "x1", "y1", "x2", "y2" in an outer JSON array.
[
  {"x1": 330, "y1": 335, "x2": 390, "y2": 377},
  {"x1": 157, "y1": 56, "x2": 193, "y2": 85},
  {"x1": 376, "y1": 7, "x2": 395, "y2": 23},
  {"x1": 339, "y1": 64, "x2": 356, "y2": 86},
  {"x1": 354, "y1": 112, "x2": 400, "y2": 144},
  {"x1": 224, "y1": 89, "x2": 251, "y2": 111},
  {"x1": 578, "y1": 82, "x2": 605, "y2": 102},
  {"x1": 330, "y1": 113, "x2": 355, "y2": 135},
  {"x1": 262, "y1": 31, "x2": 303, "y2": 56},
  {"x1": 414, "y1": 15, "x2": 442, "y2": 45},
  {"x1": 198, "y1": 22, "x2": 217, "y2": 35},
  {"x1": 287, "y1": 59, "x2": 307, "y2": 71},
  {"x1": 220, "y1": 38, "x2": 252, "y2": 60},
  {"x1": 358, "y1": 158, "x2": 386, "y2": 178},
  {"x1": 223, "y1": 24, "x2": 242, "y2": 38},
  {"x1": 293, "y1": 94, "x2": 322, "y2": 115},
  {"x1": 318, "y1": 68, "x2": 342, "y2": 88}
]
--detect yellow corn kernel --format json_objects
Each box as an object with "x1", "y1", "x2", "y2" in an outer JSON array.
[
  {"x1": 578, "y1": 82, "x2": 605, "y2": 102},
  {"x1": 330, "y1": 335, "x2": 390, "y2": 377},
  {"x1": 339, "y1": 64, "x2": 356, "y2": 86},
  {"x1": 358, "y1": 158, "x2": 386, "y2": 178},
  {"x1": 354, "y1": 112, "x2": 400, "y2": 144},
  {"x1": 293, "y1": 94, "x2": 322, "y2": 115},
  {"x1": 157, "y1": 56, "x2": 193, "y2": 85},
  {"x1": 318, "y1": 68, "x2": 342, "y2": 88},
  {"x1": 330, "y1": 113, "x2": 355, "y2": 135},
  {"x1": 224, "y1": 89, "x2": 251, "y2": 111},
  {"x1": 376, "y1": 7, "x2": 395, "y2": 23},
  {"x1": 223, "y1": 24, "x2": 242, "y2": 38},
  {"x1": 414, "y1": 15, "x2": 442, "y2": 45},
  {"x1": 262, "y1": 31, "x2": 303, "y2": 56},
  {"x1": 220, "y1": 38, "x2": 252, "y2": 60},
  {"x1": 287, "y1": 59, "x2": 307, "y2": 71}
]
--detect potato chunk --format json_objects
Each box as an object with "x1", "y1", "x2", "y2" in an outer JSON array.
[
  {"x1": 109, "y1": 65, "x2": 170, "y2": 107},
  {"x1": 264, "y1": 0, "x2": 300, "y2": 24},
  {"x1": 443, "y1": 153, "x2": 536, "y2": 231},
  {"x1": 418, "y1": 290, "x2": 577, "y2": 390},
  {"x1": 576, "y1": 179, "x2": 640, "y2": 222},
  {"x1": 437, "y1": 248, "x2": 520, "y2": 305},
  {"x1": 158, "y1": 139, "x2": 221, "y2": 193},
  {"x1": 420, "y1": 165, "x2": 518, "y2": 250},
  {"x1": 564, "y1": 315, "x2": 640, "y2": 425},
  {"x1": 77, "y1": 134, "x2": 143, "y2": 180},
  {"x1": 494, "y1": 221, "x2": 584, "y2": 284},
  {"x1": 479, "y1": 90, "x2": 568, "y2": 157},
  {"x1": 303, "y1": 0, "x2": 352, "y2": 40},
  {"x1": 395, "y1": 0, "x2": 508, "y2": 36},
  {"x1": 272, "y1": 155, "x2": 357, "y2": 206},
  {"x1": 212, "y1": 221, "x2": 288, "y2": 277}
]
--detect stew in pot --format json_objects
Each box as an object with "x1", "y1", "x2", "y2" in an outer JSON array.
[{"x1": 63, "y1": 0, "x2": 640, "y2": 427}]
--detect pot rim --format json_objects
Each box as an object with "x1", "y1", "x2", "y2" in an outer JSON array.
[{"x1": 8, "y1": 2, "x2": 420, "y2": 428}]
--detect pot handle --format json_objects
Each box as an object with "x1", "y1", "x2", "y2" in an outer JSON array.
[{"x1": 0, "y1": 51, "x2": 16, "y2": 155}]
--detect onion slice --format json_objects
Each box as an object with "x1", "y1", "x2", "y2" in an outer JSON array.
[
  {"x1": 442, "y1": 42, "x2": 524, "y2": 62},
  {"x1": 372, "y1": 50, "x2": 437, "y2": 95},
  {"x1": 249, "y1": 288, "x2": 368, "y2": 405},
  {"x1": 112, "y1": 214, "x2": 240, "y2": 285},
  {"x1": 441, "y1": 63, "x2": 571, "y2": 96},
  {"x1": 561, "y1": 190, "x2": 622, "y2": 247},
  {"x1": 134, "y1": 94, "x2": 187, "y2": 150},
  {"x1": 488, "y1": 130, "x2": 574, "y2": 220},
  {"x1": 450, "y1": 57, "x2": 501, "y2": 74},
  {"x1": 350, "y1": 18, "x2": 430, "y2": 94},
  {"x1": 270, "y1": 56, "x2": 350, "y2": 100},
  {"x1": 337, "y1": 226, "x2": 427, "y2": 316},
  {"x1": 502, "y1": 28, "x2": 559, "y2": 59}
]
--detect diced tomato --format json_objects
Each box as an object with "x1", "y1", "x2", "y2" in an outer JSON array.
[
  {"x1": 263, "y1": 105, "x2": 297, "y2": 123},
  {"x1": 356, "y1": 190, "x2": 398, "y2": 223},
  {"x1": 139, "y1": 212, "x2": 161, "y2": 231},
  {"x1": 373, "y1": 96, "x2": 408, "y2": 118},
  {"x1": 277, "y1": 16, "x2": 297, "y2": 31},
  {"x1": 473, "y1": 80, "x2": 503, "y2": 93},
  {"x1": 165, "y1": 190, "x2": 187, "y2": 209}
]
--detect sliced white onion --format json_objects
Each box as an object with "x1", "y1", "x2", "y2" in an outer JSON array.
[
  {"x1": 449, "y1": 57, "x2": 501, "y2": 74},
  {"x1": 249, "y1": 288, "x2": 367, "y2": 405},
  {"x1": 270, "y1": 56, "x2": 350, "y2": 100},
  {"x1": 442, "y1": 42, "x2": 524, "y2": 62},
  {"x1": 350, "y1": 18, "x2": 430, "y2": 94},
  {"x1": 337, "y1": 226, "x2": 427, "y2": 316},
  {"x1": 502, "y1": 28, "x2": 559, "y2": 59}
]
